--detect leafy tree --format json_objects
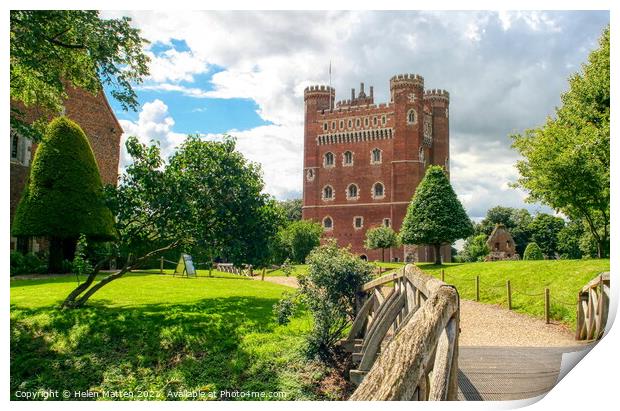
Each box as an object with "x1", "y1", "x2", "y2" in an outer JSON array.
[
  {"x1": 364, "y1": 226, "x2": 399, "y2": 262},
  {"x1": 523, "y1": 243, "x2": 544, "y2": 260},
  {"x1": 62, "y1": 135, "x2": 283, "y2": 308},
  {"x1": 298, "y1": 240, "x2": 373, "y2": 359},
  {"x1": 400, "y1": 166, "x2": 473, "y2": 264},
  {"x1": 477, "y1": 206, "x2": 515, "y2": 235},
  {"x1": 528, "y1": 213, "x2": 565, "y2": 259},
  {"x1": 279, "y1": 198, "x2": 303, "y2": 222},
  {"x1": 557, "y1": 220, "x2": 584, "y2": 259},
  {"x1": 458, "y1": 234, "x2": 490, "y2": 262},
  {"x1": 11, "y1": 117, "x2": 116, "y2": 273},
  {"x1": 512, "y1": 27, "x2": 609, "y2": 258},
  {"x1": 278, "y1": 220, "x2": 323, "y2": 263},
  {"x1": 10, "y1": 10, "x2": 150, "y2": 140}
]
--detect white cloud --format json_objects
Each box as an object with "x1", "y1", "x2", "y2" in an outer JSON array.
[
  {"x1": 112, "y1": 10, "x2": 607, "y2": 218},
  {"x1": 118, "y1": 99, "x2": 186, "y2": 169}
]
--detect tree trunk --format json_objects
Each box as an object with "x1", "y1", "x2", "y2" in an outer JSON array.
[
  {"x1": 434, "y1": 244, "x2": 442, "y2": 265},
  {"x1": 48, "y1": 237, "x2": 64, "y2": 273},
  {"x1": 382, "y1": 248, "x2": 385, "y2": 262}
]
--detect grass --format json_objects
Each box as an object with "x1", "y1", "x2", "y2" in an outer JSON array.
[
  {"x1": 416, "y1": 259, "x2": 610, "y2": 329},
  {"x1": 10, "y1": 271, "x2": 343, "y2": 401}
]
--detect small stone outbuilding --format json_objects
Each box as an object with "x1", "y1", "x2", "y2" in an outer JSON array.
[{"x1": 485, "y1": 224, "x2": 519, "y2": 261}]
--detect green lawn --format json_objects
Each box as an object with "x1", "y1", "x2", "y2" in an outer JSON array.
[
  {"x1": 10, "y1": 271, "x2": 343, "y2": 401},
  {"x1": 416, "y1": 259, "x2": 610, "y2": 329}
]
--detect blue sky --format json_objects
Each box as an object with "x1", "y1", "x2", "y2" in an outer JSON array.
[{"x1": 102, "y1": 10, "x2": 609, "y2": 219}]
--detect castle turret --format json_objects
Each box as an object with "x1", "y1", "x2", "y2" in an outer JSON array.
[
  {"x1": 424, "y1": 89, "x2": 450, "y2": 174},
  {"x1": 303, "y1": 85, "x2": 335, "y2": 215}
]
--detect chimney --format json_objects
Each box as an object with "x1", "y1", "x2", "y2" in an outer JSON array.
[
  {"x1": 351, "y1": 88, "x2": 355, "y2": 100},
  {"x1": 360, "y1": 82, "x2": 365, "y2": 97},
  {"x1": 369, "y1": 86, "x2": 374, "y2": 100}
]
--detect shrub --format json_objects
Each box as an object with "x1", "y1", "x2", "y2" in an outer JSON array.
[
  {"x1": 298, "y1": 240, "x2": 373, "y2": 360},
  {"x1": 278, "y1": 220, "x2": 323, "y2": 263},
  {"x1": 11, "y1": 117, "x2": 116, "y2": 272},
  {"x1": 10, "y1": 251, "x2": 47, "y2": 275},
  {"x1": 458, "y1": 234, "x2": 490, "y2": 262},
  {"x1": 273, "y1": 292, "x2": 297, "y2": 325},
  {"x1": 281, "y1": 258, "x2": 293, "y2": 277},
  {"x1": 523, "y1": 242, "x2": 544, "y2": 260}
]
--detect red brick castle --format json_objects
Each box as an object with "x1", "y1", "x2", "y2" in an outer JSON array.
[{"x1": 302, "y1": 74, "x2": 451, "y2": 262}]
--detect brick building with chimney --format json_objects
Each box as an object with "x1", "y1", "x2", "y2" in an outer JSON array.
[
  {"x1": 302, "y1": 74, "x2": 451, "y2": 262},
  {"x1": 10, "y1": 86, "x2": 123, "y2": 252}
]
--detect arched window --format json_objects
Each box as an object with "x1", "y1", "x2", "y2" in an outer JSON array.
[
  {"x1": 382, "y1": 115, "x2": 387, "y2": 125},
  {"x1": 322, "y1": 185, "x2": 334, "y2": 201},
  {"x1": 343, "y1": 150, "x2": 353, "y2": 166},
  {"x1": 356, "y1": 118, "x2": 361, "y2": 128},
  {"x1": 324, "y1": 152, "x2": 334, "y2": 167},
  {"x1": 407, "y1": 109, "x2": 417, "y2": 124},
  {"x1": 339, "y1": 120, "x2": 344, "y2": 129},
  {"x1": 323, "y1": 216, "x2": 333, "y2": 230},
  {"x1": 364, "y1": 117, "x2": 369, "y2": 127},
  {"x1": 348, "y1": 119, "x2": 353, "y2": 128},
  {"x1": 371, "y1": 148, "x2": 382, "y2": 164},
  {"x1": 323, "y1": 122, "x2": 328, "y2": 131},
  {"x1": 373, "y1": 182, "x2": 385, "y2": 199},
  {"x1": 306, "y1": 168, "x2": 315, "y2": 181},
  {"x1": 347, "y1": 183, "x2": 359, "y2": 200}
]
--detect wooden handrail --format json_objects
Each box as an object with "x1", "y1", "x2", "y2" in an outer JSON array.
[
  {"x1": 576, "y1": 272, "x2": 610, "y2": 341},
  {"x1": 346, "y1": 264, "x2": 460, "y2": 401}
]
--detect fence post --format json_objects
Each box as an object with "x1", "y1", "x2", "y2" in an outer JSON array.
[
  {"x1": 507, "y1": 280, "x2": 512, "y2": 310},
  {"x1": 261, "y1": 268, "x2": 266, "y2": 281},
  {"x1": 160, "y1": 256, "x2": 164, "y2": 275},
  {"x1": 476, "y1": 276, "x2": 480, "y2": 302},
  {"x1": 545, "y1": 288, "x2": 550, "y2": 324},
  {"x1": 441, "y1": 269, "x2": 445, "y2": 282}
]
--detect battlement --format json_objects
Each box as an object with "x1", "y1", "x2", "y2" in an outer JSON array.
[
  {"x1": 304, "y1": 85, "x2": 335, "y2": 96},
  {"x1": 389, "y1": 73, "x2": 424, "y2": 89},
  {"x1": 424, "y1": 89, "x2": 450, "y2": 102}
]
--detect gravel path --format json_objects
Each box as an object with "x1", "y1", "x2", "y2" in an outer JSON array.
[
  {"x1": 254, "y1": 275, "x2": 300, "y2": 288},
  {"x1": 459, "y1": 299, "x2": 577, "y2": 347}
]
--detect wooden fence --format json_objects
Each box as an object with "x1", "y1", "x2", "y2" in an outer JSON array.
[
  {"x1": 576, "y1": 272, "x2": 610, "y2": 341},
  {"x1": 345, "y1": 264, "x2": 460, "y2": 401}
]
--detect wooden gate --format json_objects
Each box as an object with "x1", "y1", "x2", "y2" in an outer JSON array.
[
  {"x1": 576, "y1": 272, "x2": 610, "y2": 341},
  {"x1": 344, "y1": 264, "x2": 460, "y2": 401}
]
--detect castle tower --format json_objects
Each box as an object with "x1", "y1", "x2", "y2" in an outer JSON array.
[{"x1": 301, "y1": 74, "x2": 451, "y2": 263}]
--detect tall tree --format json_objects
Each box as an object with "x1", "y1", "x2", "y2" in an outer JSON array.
[
  {"x1": 11, "y1": 117, "x2": 116, "y2": 272},
  {"x1": 364, "y1": 226, "x2": 399, "y2": 262},
  {"x1": 512, "y1": 27, "x2": 609, "y2": 258},
  {"x1": 476, "y1": 206, "x2": 533, "y2": 256},
  {"x1": 528, "y1": 213, "x2": 565, "y2": 259},
  {"x1": 62, "y1": 135, "x2": 284, "y2": 308},
  {"x1": 400, "y1": 166, "x2": 473, "y2": 264},
  {"x1": 458, "y1": 234, "x2": 490, "y2": 263},
  {"x1": 10, "y1": 11, "x2": 150, "y2": 140}
]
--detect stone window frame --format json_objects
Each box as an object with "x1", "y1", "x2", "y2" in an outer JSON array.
[
  {"x1": 306, "y1": 168, "x2": 316, "y2": 182},
  {"x1": 355, "y1": 118, "x2": 361, "y2": 128},
  {"x1": 382, "y1": 114, "x2": 387, "y2": 125},
  {"x1": 332, "y1": 120, "x2": 336, "y2": 130},
  {"x1": 419, "y1": 146, "x2": 426, "y2": 165},
  {"x1": 342, "y1": 150, "x2": 354, "y2": 166},
  {"x1": 339, "y1": 119, "x2": 344, "y2": 130},
  {"x1": 323, "y1": 151, "x2": 335, "y2": 168},
  {"x1": 407, "y1": 109, "x2": 417, "y2": 125},
  {"x1": 322, "y1": 215, "x2": 334, "y2": 231},
  {"x1": 10, "y1": 129, "x2": 32, "y2": 166},
  {"x1": 353, "y1": 216, "x2": 364, "y2": 230},
  {"x1": 322, "y1": 184, "x2": 335, "y2": 201},
  {"x1": 373, "y1": 116, "x2": 378, "y2": 127},
  {"x1": 364, "y1": 117, "x2": 369, "y2": 127},
  {"x1": 372, "y1": 181, "x2": 386, "y2": 200},
  {"x1": 346, "y1": 183, "x2": 360, "y2": 201},
  {"x1": 348, "y1": 119, "x2": 353, "y2": 129},
  {"x1": 323, "y1": 122, "x2": 328, "y2": 131},
  {"x1": 383, "y1": 218, "x2": 391, "y2": 228},
  {"x1": 370, "y1": 148, "x2": 383, "y2": 165}
]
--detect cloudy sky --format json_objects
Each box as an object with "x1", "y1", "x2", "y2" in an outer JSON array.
[{"x1": 102, "y1": 10, "x2": 609, "y2": 220}]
